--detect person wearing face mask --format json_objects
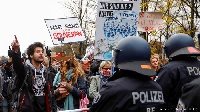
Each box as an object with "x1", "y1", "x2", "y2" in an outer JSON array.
[
  {"x1": 89, "y1": 61, "x2": 111, "y2": 101},
  {"x1": 90, "y1": 36, "x2": 164, "y2": 112}
]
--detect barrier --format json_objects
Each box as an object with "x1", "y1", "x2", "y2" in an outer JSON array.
[{"x1": 58, "y1": 108, "x2": 89, "y2": 112}]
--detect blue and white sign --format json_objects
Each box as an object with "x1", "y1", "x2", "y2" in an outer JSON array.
[{"x1": 94, "y1": 0, "x2": 141, "y2": 60}]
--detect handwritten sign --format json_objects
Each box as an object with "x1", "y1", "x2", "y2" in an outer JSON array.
[
  {"x1": 138, "y1": 12, "x2": 163, "y2": 32},
  {"x1": 44, "y1": 17, "x2": 86, "y2": 45},
  {"x1": 50, "y1": 52, "x2": 57, "y2": 57},
  {"x1": 94, "y1": 1, "x2": 141, "y2": 60}
]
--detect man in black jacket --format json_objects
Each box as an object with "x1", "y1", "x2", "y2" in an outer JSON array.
[
  {"x1": 11, "y1": 36, "x2": 57, "y2": 112},
  {"x1": 156, "y1": 33, "x2": 200, "y2": 111},
  {"x1": 90, "y1": 36, "x2": 164, "y2": 112}
]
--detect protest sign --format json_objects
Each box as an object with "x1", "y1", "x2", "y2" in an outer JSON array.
[
  {"x1": 94, "y1": 0, "x2": 141, "y2": 60},
  {"x1": 138, "y1": 12, "x2": 163, "y2": 32},
  {"x1": 44, "y1": 17, "x2": 86, "y2": 45}
]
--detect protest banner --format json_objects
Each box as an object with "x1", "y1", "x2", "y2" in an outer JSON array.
[
  {"x1": 44, "y1": 17, "x2": 86, "y2": 45},
  {"x1": 50, "y1": 52, "x2": 57, "y2": 57},
  {"x1": 94, "y1": 0, "x2": 141, "y2": 60},
  {"x1": 138, "y1": 12, "x2": 163, "y2": 32}
]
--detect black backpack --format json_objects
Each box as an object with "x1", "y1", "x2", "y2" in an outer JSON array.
[{"x1": 9, "y1": 66, "x2": 31, "y2": 112}]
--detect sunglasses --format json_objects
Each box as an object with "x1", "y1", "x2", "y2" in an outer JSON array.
[{"x1": 102, "y1": 67, "x2": 111, "y2": 70}]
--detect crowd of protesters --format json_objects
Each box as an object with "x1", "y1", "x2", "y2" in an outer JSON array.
[{"x1": 0, "y1": 33, "x2": 200, "y2": 112}]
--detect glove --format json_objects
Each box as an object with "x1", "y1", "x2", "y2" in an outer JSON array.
[
  {"x1": 45, "y1": 46, "x2": 51, "y2": 57},
  {"x1": 8, "y1": 46, "x2": 12, "y2": 57}
]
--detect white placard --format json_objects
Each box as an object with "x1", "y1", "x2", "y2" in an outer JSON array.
[
  {"x1": 138, "y1": 12, "x2": 163, "y2": 32},
  {"x1": 94, "y1": 0, "x2": 141, "y2": 60},
  {"x1": 44, "y1": 17, "x2": 86, "y2": 45}
]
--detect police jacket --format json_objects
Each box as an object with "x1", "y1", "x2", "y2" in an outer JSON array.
[
  {"x1": 156, "y1": 57, "x2": 200, "y2": 111},
  {"x1": 90, "y1": 70, "x2": 164, "y2": 112},
  {"x1": 180, "y1": 77, "x2": 200, "y2": 111}
]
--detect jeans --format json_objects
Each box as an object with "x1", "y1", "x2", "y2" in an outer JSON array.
[{"x1": 2, "y1": 99, "x2": 8, "y2": 112}]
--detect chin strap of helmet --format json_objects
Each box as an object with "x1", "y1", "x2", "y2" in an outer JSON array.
[
  {"x1": 111, "y1": 48, "x2": 122, "y2": 77},
  {"x1": 113, "y1": 48, "x2": 121, "y2": 68}
]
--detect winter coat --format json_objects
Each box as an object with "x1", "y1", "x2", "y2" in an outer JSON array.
[
  {"x1": 53, "y1": 70, "x2": 87, "y2": 109},
  {"x1": 89, "y1": 75, "x2": 100, "y2": 100}
]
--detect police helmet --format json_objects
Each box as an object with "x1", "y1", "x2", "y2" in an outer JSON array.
[
  {"x1": 112, "y1": 36, "x2": 155, "y2": 76},
  {"x1": 164, "y1": 33, "x2": 200, "y2": 58}
]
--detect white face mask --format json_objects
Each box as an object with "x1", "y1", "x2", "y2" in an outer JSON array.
[{"x1": 101, "y1": 69, "x2": 111, "y2": 76}]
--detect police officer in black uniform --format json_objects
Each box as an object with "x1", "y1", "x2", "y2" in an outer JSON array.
[
  {"x1": 156, "y1": 33, "x2": 200, "y2": 111},
  {"x1": 179, "y1": 76, "x2": 200, "y2": 111},
  {"x1": 90, "y1": 36, "x2": 164, "y2": 112}
]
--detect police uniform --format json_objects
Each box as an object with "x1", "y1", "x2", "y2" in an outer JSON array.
[
  {"x1": 156, "y1": 33, "x2": 200, "y2": 111},
  {"x1": 180, "y1": 76, "x2": 200, "y2": 111},
  {"x1": 90, "y1": 36, "x2": 164, "y2": 112},
  {"x1": 156, "y1": 57, "x2": 200, "y2": 111},
  {"x1": 90, "y1": 72, "x2": 164, "y2": 112}
]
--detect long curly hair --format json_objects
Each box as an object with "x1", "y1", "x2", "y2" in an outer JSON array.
[{"x1": 65, "y1": 58, "x2": 85, "y2": 82}]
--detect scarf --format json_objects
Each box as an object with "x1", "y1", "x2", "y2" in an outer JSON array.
[
  {"x1": 64, "y1": 69, "x2": 74, "y2": 110},
  {"x1": 100, "y1": 73, "x2": 110, "y2": 88}
]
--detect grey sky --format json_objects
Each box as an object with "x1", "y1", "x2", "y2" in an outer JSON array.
[{"x1": 0, "y1": 0, "x2": 66, "y2": 56}]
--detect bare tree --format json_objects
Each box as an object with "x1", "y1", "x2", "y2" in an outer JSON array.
[
  {"x1": 149, "y1": 0, "x2": 200, "y2": 39},
  {"x1": 139, "y1": 0, "x2": 200, "y2": 56},
  {"x1": 52, "y1": 0, "x2": 98, "y2": 57}
]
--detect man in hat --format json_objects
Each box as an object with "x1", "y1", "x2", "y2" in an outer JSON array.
[
  {"x1": 90, "y1": 36, "x2": 164, "y2": 112},
  {"x1": 79, "y1": 57, "x2": 93, "y2": 107},
  {"x1": 156, "y1": 33, "x2": 200, "y2": 111},
  {"x1": 0, "y1": 56, "x2": 12, "y2": 112}
]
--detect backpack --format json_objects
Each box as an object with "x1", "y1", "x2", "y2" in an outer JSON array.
[{"x1": 10, "y1": 66, "x2": 31, "y2": 112}]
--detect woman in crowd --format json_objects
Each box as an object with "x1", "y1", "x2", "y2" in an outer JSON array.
[
  {"x1": 89, "y1": 60, "x2": 111, "y2": 101},
  {"x1": 150, "y1": 55, "x2": 160, "y2": 80},
  {"x1": 53, "y1": 58, "x2": 87, "y2": 110},
  {"x1": 150, "y1": 56, "x2": 160, "y2": 72}
]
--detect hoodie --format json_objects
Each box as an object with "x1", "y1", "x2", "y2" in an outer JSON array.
[
  {"x1": 25, "y1": 60, "x2": 46, "y2": 111},
  {"x1": 12, "y1": 52, "x2": 57, "y2": 112}
]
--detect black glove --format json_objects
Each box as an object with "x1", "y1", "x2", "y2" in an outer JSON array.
[
  {"x1": 8, "y1": 46, "x2": 13, "y2": 57},
  {"x1": 45, "y1": 46, "x2": 51, "y2": 57},
  {"x1": 22, "y1": 53, "x2": 27, "y2": 59}
]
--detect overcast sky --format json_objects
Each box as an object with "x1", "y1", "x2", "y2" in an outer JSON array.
[{"x1": 0, "y1": 0, "x2": 67, "y2": 56}]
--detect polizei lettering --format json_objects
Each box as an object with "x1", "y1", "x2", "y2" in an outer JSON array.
[
  {"x1": 132, "y1": 91, "x2": 164, "y2": 104},
  {"x1": 187, "y1": 67, "x2": 200, "y2": 75}
]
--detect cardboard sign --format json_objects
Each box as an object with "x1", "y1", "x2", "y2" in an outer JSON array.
[
  {"x1": 44, "y1": 17, "x2": 86, "y2": 45},
  {"x1": 138, "y1": 12, "x2": 163, "y2": 32}
]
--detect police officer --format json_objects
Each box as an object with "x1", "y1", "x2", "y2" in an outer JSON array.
[
  {"x1": 90, "y1": 36, "x2": 164, "y2": 112},
  {"x1": 156, "y1": 33, "x2": 200, "y2": 111},
  {"x1": 179, "y1": 76, "x2": 200, "y2": 111}
]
